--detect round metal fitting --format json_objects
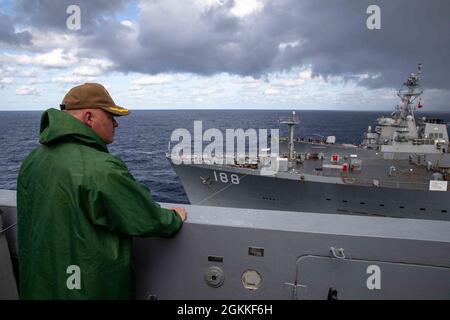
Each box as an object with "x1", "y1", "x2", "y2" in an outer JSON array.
[
  {"x1": 204, "y1": 266, "x2": 225, "y2": 288},
  {"x1": 241, "y1": 269, "x2": 262, "y2": 291}
]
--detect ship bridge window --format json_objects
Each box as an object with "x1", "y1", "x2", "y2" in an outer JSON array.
[{"x1": 441, "y1": 210, "x2": 447, "y2": 213}]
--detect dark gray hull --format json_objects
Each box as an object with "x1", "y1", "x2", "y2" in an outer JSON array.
[{"x1": 171, "y1": 160, "x2": 450, "y2": 221}]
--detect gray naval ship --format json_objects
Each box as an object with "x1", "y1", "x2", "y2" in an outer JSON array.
[{"x1": 169, "y1": 64, "x2": 450, "y2": 221}]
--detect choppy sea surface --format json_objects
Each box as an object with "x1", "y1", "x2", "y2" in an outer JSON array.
[{"x1": 1, "y1": 109, "x2": 449, "y2": 204}]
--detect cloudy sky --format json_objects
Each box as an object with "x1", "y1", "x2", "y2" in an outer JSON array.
[{"x1": 1, "y1": 0, "x2": 450, "y2": 111}]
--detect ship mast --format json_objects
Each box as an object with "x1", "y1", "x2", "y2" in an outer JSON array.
[
  {"x1": 396, "y1": 63, "x2": 423, "y2": 125},
  {"x1": 279, "y1": 111, "x2": 300, "y2": 161}
]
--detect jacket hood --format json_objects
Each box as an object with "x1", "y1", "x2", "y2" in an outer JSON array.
[{"x1": 39, "y1": 108, "x2": 108, "y2": 152}]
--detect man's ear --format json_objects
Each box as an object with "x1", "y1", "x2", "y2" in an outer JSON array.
[{"x1": 83, "y1": 111, "x2": 93, "y2": 127}]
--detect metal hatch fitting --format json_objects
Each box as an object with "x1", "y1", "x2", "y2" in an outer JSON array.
[
  {"x1": 204, "y1": 266, "x2": 225, "y2": 288},
  {"x1": 242, "y1": 269, "x2": 262, "y2": 291}
]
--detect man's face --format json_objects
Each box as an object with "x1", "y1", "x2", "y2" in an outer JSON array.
[{"x1": 88, "y1": 109, "x2": 118, "y2": 144}]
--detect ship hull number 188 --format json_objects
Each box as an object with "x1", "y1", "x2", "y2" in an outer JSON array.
[{"x1": 213, "y1": 171, "x2": 240, "y2": 185}]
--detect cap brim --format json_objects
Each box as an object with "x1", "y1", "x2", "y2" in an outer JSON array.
[{"x1": 101, "y1": 106, "x2": 130, "y2": 116}]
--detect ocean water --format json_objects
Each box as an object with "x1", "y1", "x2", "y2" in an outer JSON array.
[{"x1": 1, "y1": 109, "x2": 449, "y2": 204}]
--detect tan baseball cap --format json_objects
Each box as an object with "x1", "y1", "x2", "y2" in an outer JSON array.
[{"x1": 60, "y1": 83, "x2": 130, "y2": 116}]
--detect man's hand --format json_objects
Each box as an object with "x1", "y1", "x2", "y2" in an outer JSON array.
[{"x1": 172, "y1": 207, "x2": 187, "y2": 222}]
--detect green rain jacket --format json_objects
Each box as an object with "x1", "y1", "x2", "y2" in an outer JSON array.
[{"x1": 17, "y1": 108, "x2": 183, "y2": 299}]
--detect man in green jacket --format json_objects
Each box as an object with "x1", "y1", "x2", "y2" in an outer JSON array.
[{"x1": 17, "y1": 83, "x2": 186, "y2": 299}]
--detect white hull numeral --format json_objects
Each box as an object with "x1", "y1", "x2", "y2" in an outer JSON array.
[{"x1": 213, "y1": 171, "x2": 240, "y2": 185}]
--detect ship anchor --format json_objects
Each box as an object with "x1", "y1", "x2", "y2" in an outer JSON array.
[{"x1": 200, "y1": 176, "x2": 213, "y2": 188}]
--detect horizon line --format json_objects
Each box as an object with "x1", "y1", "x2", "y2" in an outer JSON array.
[{"x1": 0, "y1": 108, "x2": 449, "y2": 113}]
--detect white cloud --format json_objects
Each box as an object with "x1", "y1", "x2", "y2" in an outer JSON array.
[
  {"x1": 0, "y1": 77, "x2": 13, "y2": 85},
  {"x1": 0, "y1": 77, "x2": 14, "y2": 88},
  {"x1": 73, "y1": 58, "x2": 114, "y2": 77},
  {"x1": 17, "y1": 70, "x2": 39, "y2": 78},
  {"x1": 236, "y1": 76, "x2": 262, "y2": 84},
  {"x1": 264, "y1": 87, "x2": 280, "y2": 95},
  {"x1": 27, "y1": 29, "x2": 81, "y2": 50},
  {"x1": 276, "y1": 78, "x2": 306, "y2": 87},
  {"x1": 0, "y1": 66, "x2": 39, "y2": 78},
  {"x1": 6, "y1": 49, "x2": 78, "y2": 68},
  {"x1": 0, "y1": 66, "x2": 16, "y2": 77},
  {"x1": 72, "y1": 66, "x2": 101, "y2": 77},
  {"x1": 230, "y1": 0, "x2": 264, "y2": 17},
  {"x1": 299, "y1": 69, "x2": 312, "y2": 80},
  {"x1": 120, "y1": 20, "x2": 134, "y2": 28},
  {"x1": 16, "y1": 86, "x2": 41, "y2": 96},
  {"x1": 274, "y1": 70, "x2": 311, "y2": 87},
  {"x1": 278, "y1": 40, "x2": 300, "y2": 51},
  {"x1": 130, "y1": 88, "x2": 147, "y2": 97},
  {"x1": 28, "y1": 78, "x2": 47, "y2": 85},
  {"x1": 51, "y1": 75, "x2": 97, "y2": 84},
  {"x1": 132, "y1": 74, "x2": 173, "y2": 86},
  {"x1": 129, "y1": 73, "x2": 189, "y2": 98},
  {"x1": 190, "y1": 87, "x2": 224, "y2": 96}
]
